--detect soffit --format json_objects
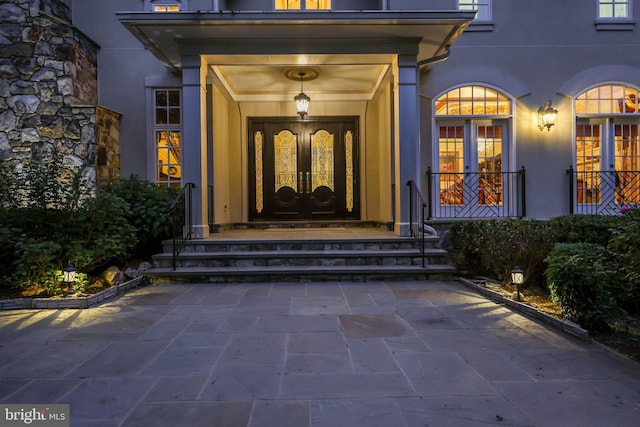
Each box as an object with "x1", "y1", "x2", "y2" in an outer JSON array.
[{"x1": 117, "y1": 10, "x2": 473, "y2": 101}]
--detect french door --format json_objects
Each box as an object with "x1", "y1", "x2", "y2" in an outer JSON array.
[
  {"x1": 435, "y1": 120, "x2": 510, "y2": 217},
  {"x1": 249, "y1": 117, "x2": 360, "y2": 221},
  {"x1": 575, "y1": 119, "x2": 640, "y2": 213}
]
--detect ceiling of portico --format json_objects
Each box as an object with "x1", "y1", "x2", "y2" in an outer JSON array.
[{"x1": 205, "y1": 54, "x2": 394, "y2": 102}]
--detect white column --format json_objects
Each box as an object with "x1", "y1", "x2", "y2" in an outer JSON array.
[
  {"x1": 393, "y1": 54, "x2": 420, "y2": 236},
  {"x1": 181, "y1": 55, "x2": 209, "y2": 239}
]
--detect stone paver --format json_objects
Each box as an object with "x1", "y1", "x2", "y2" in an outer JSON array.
[{"x1": 1, "y1": 280, "x2": 639, "y2": 426}]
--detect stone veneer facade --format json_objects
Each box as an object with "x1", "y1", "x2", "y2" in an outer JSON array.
[{"x1": 0, "y1": 0, "x2": 120, "y2": 197}]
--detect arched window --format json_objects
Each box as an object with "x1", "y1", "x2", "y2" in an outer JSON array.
[
  {"x1": 433, "y1": 85, "x2": 515, "y2": 218},
  {"x1": 574, "y1": 84, "x2": 640, "y2": 214},
  {"x1": 435, "y1": 85, "x2": 511, "y2": 116}
]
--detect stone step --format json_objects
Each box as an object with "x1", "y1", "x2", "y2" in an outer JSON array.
[
  {"x1": 151, "y1": 248, "x2": 449, "y2": 269},
  {"x1": 148, "y1": 225, "x2": 455, "y2": 283},
  {"x1": 162, "y1": 236, "x2": 440, "y2": 253},
  {"x1": 143, "y1": 264, "x2": 456, "y2": 283}
]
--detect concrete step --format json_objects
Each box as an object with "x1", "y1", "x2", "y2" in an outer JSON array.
[
  {"x1": 147, "y1": 225, "x2": 455, "y2": 283},
  {"x1": 143, "y1": 264, "x2": 457, "y2": 283},
  {"x1": 161, "y1": 237, "x2": 439, "y2": 253},
  {"x1": 151, "y1": 248, "x2": 449, "y2": 269}
]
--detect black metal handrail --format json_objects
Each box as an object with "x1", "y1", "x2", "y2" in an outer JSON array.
[
  {"x1": 407, "y1": 180, "x2": 428, "y2": 268},
  {"x1": 170, "y1": 182, "x2": 195, "y2": 270},
  {"x1": 567, "y1": 167, "x2": 639, "y2": 215},
  {"x1": 426, "y1": 167, "x2": 526, "y2": 219}
]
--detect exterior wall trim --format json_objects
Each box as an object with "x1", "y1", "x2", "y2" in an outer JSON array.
[{"x1": 558, "y1": 64, "x2": 640, "y2": 98}]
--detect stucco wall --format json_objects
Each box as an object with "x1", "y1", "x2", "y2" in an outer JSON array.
[
  {"x1": 72, "y1": 0, "x2": 175, "y2": 180},
  {"x1": 365, "y1": 77, "x2": 393, "y2": 223},
  {"x1": 421, "y1": 0, "x2": 640, "y2": 219}
]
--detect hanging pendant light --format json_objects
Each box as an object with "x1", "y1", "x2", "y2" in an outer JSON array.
[{"x1": 294, "y1": 72, "x2": 310, "y2": 119}]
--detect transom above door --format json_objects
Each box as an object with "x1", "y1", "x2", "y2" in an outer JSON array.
[{"x1": 249, "y1": 117, "x2": 360, "y2": 221}]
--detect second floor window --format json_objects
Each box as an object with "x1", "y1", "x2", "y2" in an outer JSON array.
[
  {"x1": 275, "y1": 0, "x2": 331, "y2": 10},
  {"x1": 154, "y1": 5, "x2": 180, "y2": 12},
  {"x1": 147, "y1": 0, "x2": 183, "y2": 12},
  {"x1": 458, "y1": 0, "x2": 492, "y2": 21},
  {"x1": 598, "y1": 0, "x2": 631, "y2": 18}
]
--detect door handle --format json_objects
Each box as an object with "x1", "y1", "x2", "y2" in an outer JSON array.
[
  {"x1": 306, "y1": 172, "x2": 311, "y2": 193},
  {"x1": 298, "y1": 172, "x2": 304, "y2": 194}
]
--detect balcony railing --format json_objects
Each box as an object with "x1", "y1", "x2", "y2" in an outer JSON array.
[
  {"x1": 567, "y1": 167, "x2": 640, "y2": 215},
  {"x1": 426, "y1": 168, "x2": 526, "y2": 219}
]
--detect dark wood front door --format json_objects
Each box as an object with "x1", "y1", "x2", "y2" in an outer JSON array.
[{"x1": 249, "y1": 117, "x2": 360, "y2": 221}]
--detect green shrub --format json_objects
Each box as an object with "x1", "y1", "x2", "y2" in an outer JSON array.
[
  {"x1": 63, "y1": 191, "x2": 138, "y2": 272},
  {"x1": 104, "y1": 175, "x2": 177, "y2": 258},
  {"x1": 548, "y1": 214, "x2": 618, "y2": 246},
  {"x1": 448, "y1": 219, "x2": 555, "y2": 286},
  {"x1": 544, "y1": 243, "x2": 616, "y2": 331},
  {"x1": 608, "y1": 206, "x2": 640, "y2": 315},
  {"x1": 0, "y1": 155, "x2": 138, "y2": 294}
]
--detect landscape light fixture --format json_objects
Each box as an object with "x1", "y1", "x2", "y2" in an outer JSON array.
[
  {"x1": 294, "y1": 72, "x2": 310, "y2": 119},
  {"x1": 538, "y1": 100, "x2": 558, "y2": 131},
  {"x1": 511, "y1": 266, "x2": 524, "y2": 301},
  {"x1": 63, "y1": 264, "x2": 76, "y2": 296}
]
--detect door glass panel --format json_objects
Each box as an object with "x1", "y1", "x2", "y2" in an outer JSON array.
[
  {"x1": 311, "y1": 129, "x2": 334, "y2": 191},
  {"x1": 439, "y1": 126, "x2": 465, "y2": 205},
  {"x1": 255, "y1": 131, "x2": 264, "y2": 213},
  {"x1": 274, "y1": 130, "x2": 298, "y2": 192},
  {"x1": 576, "y1": 124, "x2": 602, "y2": 204},
  {"x1": 345, "y1": 130, "x2": 354, "y2": 212},
  {"x1": 477, "y1": 125, "x2": 502, "y2": 205},
  {"x1": 614, "y1": 124, "x2": 640, "y2": 204}
]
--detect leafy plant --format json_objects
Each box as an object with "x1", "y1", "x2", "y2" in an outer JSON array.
[
  {"x1": 104, "y1": 175, "x2": 177, "y2": 258},
  {"x1": 448, "y1": 219, "x2": 554, "y2": 286},
  {"x1": 607, "y1": 206, "x2": 640, "y2": 314},
  {"x1": 544, "y1": 243, "x2": 616, "y2": 331},
  {"x1": 548, "y1": 214, "x2": 618, "y2": 246},
  {"x1": 0, "y1": 151, "x2": 138, "y2": 294}
]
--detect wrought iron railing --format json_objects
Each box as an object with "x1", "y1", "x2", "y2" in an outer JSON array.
[
  {"x1": 426, "y1": 167, "x2": 526, "y2": 219},
  {"x1": 170, "y1": 182, "x2": 194, "y2": 270},
  {"x1": 208, "y1": 184, "x2": 214, "y2": 228},
  {"x1": 407, "y1": 180, "x2": 428, "y2": 268},
  {"x1": 567, "y1": 167, "x2": 640, "y2": 215}
]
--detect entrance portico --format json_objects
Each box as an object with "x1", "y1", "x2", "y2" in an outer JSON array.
[{"x1": 118, "y1": 10, "x2": 472, "y2": 237}]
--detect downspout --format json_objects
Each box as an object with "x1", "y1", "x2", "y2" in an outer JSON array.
[{"x1": 417, "y1": 47, "x2": 451, "y2": 70}]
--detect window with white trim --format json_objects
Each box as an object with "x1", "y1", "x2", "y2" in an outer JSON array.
[
  {"x1": 598, "y1": 0, "x2": 631, "y2": 18},
  {"x1": 146, "y1": 0, "x2": 184, "y2": 12},
  {"x1": 154, "y1": 89, "x2": 182, "y2": 188},
  {"x1": 275, "y1": 0, "x2": 331, "y2": 10},
  {"x1": 458, "y1": 0, "x2": 492, "y2": 21},
  {"x1": 433, "y1": 85, "x2": 515, "y2": 218},
  {"x1": 574, "y1": 84, "x2": 640, "y2": 214}
]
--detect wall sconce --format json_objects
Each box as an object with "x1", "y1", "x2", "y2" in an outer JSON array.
[
  {"x1": 294, "y1": 72, "x2": 310, "y2": 119},
  {"x1": 538, "y1": 100, "x2": 558, "y2": 131},
  {"x1": 511, "y1": 266, "x2": 524, "y2": 301}
]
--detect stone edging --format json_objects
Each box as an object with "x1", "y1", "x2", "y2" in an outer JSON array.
[
  {"x1": 456, "y1": 277, "x2": 590, "y2": 341},
  {"x1": 0, "y1": 276, "x2": 147, "y2": 311}
]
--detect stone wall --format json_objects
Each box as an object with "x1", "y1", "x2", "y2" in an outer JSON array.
[
  {"x1": 96, "y1": 106, "x2": 122, "y2": 184},
  {"x1": 0, "y1": 0, "x2": 106, "y2": 198}
]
